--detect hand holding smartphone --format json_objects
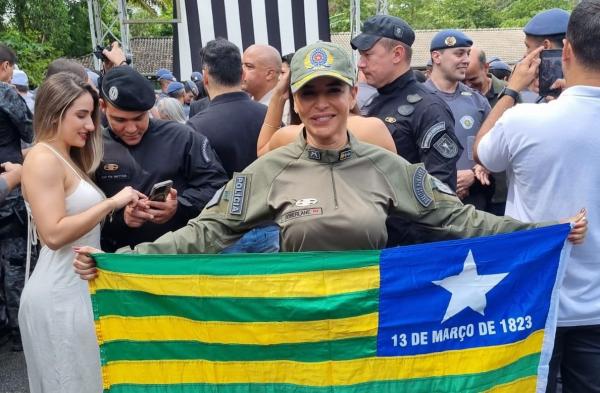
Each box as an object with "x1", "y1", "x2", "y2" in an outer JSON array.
[
  {"x1": 148, "y1": 180, "x2": 173, "y2": 202},
  {"x1": 539, "y1": 49, "x2": 563, "y2": 97}
]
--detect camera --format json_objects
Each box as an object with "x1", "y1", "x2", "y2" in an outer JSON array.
[{"x1": 93, "y1": 44, "x2": 132, "y2": 65}]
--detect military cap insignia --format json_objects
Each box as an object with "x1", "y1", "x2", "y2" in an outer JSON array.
[
  {"x1": 304, "y1": 47, "x2": 333, "y2": 70},
  {"x1": 397, "y1": 104, "x2": 415, "y2": 117},
  {"x1": 108, "y1": 86, "x2": 119, "y2": 101},
  {"x1": 412, "y1": 166, "x2": 433, "y2": 207},
  {"x1": 444, "y1": 36, "x2": 457, "y2": 47},
  {"x1": 394, "y1": 26, "x2": 403, "y2": 39},
  {"x1": 103, "y1": 163, "x2": 119, "y2": 171},
  {"x1": 433, "y1": 133, "x2": 459, "y2": 158},
  {"x1": 406, "y1": 94, "x2": 423, "y2": 104},
  {"x1": 385, "y1": 116, "x2": 397, "y2": 124}
]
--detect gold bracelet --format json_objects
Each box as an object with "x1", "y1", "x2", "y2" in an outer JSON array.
[{"x1": 263, "y1": 122, "x2": 279, "y2": 129}]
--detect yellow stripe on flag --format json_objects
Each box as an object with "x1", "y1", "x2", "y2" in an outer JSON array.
[
  {"x1": 98, "y1": 313, "x2": 378, "y2": 345},
  {"x1": 91, "y1": 265, "x2": 379, "y2": 298},
  {"x1": 103, "y1": 330, "x2": 544, "y2": 386}
]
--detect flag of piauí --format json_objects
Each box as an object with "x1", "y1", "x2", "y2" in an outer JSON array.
[{"x1": 90, "y1": 224, "x2": 571, "y2": 393}]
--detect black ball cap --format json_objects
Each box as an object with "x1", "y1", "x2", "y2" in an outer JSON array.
[
  {"x1": 101, "y1": 66, "x2": 155, "y2": 112},
  {"x1": 351, "y1": 15, "x2": 415, "y2": 51}
]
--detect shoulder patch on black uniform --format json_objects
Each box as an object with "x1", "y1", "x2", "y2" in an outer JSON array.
[
  {"x1": 205, "y1": 186, "x2": 225, "y2": 209},
  {"x1": 397, "y1": 104, "x2": 415, "y2": 117},
  {"x1": 201, "y1": 138, "x2": 212, "y2": 163},
  {"x1": 228, "y1": 174, "x2": 250, "y2": 218},
  {"x1": 433, "y1": 133, "x2": 459, "y2": 158},
  {"x1": 421, "y1": 122, "x2": 446, "y2": 148},
  {"x1": 412, "y1": 166, "x2": 433, "y2": 207}
]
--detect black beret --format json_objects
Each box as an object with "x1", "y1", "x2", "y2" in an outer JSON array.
[
  {"x1": 351, "y1": 15, "x2": 415, "y2": 51},
  {"x1": 101, "y1": 66, "x2": 155, "y2": 112}
]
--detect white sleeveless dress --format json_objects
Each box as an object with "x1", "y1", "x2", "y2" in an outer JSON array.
[{"x1": 18, "y1": 144, "x2": 104, "y2": 393}]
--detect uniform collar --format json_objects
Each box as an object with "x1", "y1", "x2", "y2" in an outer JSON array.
[
  {"x1": 208, "y1": 91, "x2": 251, "y2": 107},
  {"x1": 488, "y1": 74, "x2": 506, "y2": 98},
  {"x1": 561, "y1": 85, "x2": 600, "y2": 98},
  {"x1": 294, "y1": 129, "x2": 357, "y2": 163},
  {"x1": 377, "y1": 70, "x2": 415, "y2": 95}
]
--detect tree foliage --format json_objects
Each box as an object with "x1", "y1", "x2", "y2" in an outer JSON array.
[{"x1": 329, "y1": 0, "x2": 575, "y2": 32}]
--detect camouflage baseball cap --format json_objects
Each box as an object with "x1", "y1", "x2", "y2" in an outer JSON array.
[{"x1": 290, "y1": 41, "x2": 355, "y2": 93}]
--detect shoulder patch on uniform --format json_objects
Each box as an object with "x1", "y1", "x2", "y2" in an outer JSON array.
[
  {"x1": 421, "y1": 122, "x2": 446, "y2": 148},
  {"x1": 431, "y1": 177, "x2": 456, "y2": 196},
  {"x1": 397, "y1": 104, "x2": 415, "y2": 117},
  {"x1": 433, "y1": 133, "x2": 459, "y2": 158},
  {"x1": 412, "y1": 166, "x2": 433, "y2": 207},
  {"x1": 205, "y1": 186, "x2": 225, "y2": 209},
  {"x1": 228, "y1": 174, "x2": 250, "y2": 218},
  {"x1": 201, "y1": 138, "x2": 211, "y2": 163},
  {"x1": 406, "y1": 93, "x2": 423, "y2": 104}
]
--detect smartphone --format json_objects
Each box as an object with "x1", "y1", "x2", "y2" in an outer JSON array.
[
  {"x1": 539, "y1": 49, "x2": 563, "y2": 97},
  {"x1": 148, "y1": 180, "x2": 173, "y2": 202}
]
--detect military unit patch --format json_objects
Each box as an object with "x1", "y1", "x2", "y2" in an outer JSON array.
[
  {"x1": 460, "y1": 115, "x2": 475, "y2": 130},
  {"x1": 229, "y1": 174, "x2": 248, "y2": 217},
  {"x1": 339, "y1": 148, "x2": 352, "y2": 161},
  {"x1": 304, "y1": 47, "x2": 333, "y2": 70},
  {"x1": 385, "y1": 116, "x2": 397, "y2": 124},
  {"x1": 308, "y1": 149, "x2": 322, "y2": 161},
  {"x1": 412, "y1": 166, "x2": 433, "y2": 207},
  {"x1": 421, "y1": 122, "x2": 446, "y2": 148},
  {"x1": 433, "y1": 134, "x2": 459, "y2": 158},
  {"x1": 431, "y1": 177, "x2": 456, "y2": 196}
]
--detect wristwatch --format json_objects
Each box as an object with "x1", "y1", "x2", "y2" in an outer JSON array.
[{"x1": 498, "y1": 87, "x2": 521, "y2": 104}]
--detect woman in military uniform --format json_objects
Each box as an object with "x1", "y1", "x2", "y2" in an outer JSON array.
[{"x1": 74, "y1": 41, "x2": 586, "y2": 276}]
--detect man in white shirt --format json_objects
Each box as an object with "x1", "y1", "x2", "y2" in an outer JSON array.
[
  {"x1": 474, "y1": 2, "x2": 600, "y2": 391},
  {"x1": 241, "y1": 44, "x2": 289, "y2": 124}
]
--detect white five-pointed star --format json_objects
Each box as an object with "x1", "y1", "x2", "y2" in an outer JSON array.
[{"x1": 433, "y1": 250, "x2": 508, "y2": 323}]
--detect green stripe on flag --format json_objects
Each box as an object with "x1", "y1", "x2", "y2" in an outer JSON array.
[
  {"x1": 101, "y1": 336, "x2": 376, "y2": 364},
  {"x1": 92, "y1": 289, "x2": 379, "y2": 322},
  {"x1": 93, "y1": 250, "x2": 380, "y2": 276},
  {"x1": 101, "y1": 353, "x2": 540, "y2": 393}
]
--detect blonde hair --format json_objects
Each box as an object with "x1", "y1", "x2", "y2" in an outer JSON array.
[{"x1": 33, "y1": 72, "x2": 103, "y2": 178}]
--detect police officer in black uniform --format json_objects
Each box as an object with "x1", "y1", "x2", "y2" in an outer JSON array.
[
  {"x1": 351, "y1": 15, "x2": 462, "y2": 191},
  {"x1": 96, "y1": 66, "x2": 228, "y2": 252},
  {"x1": 351, "y1": 15, "x2": 463, "y2": 246}
]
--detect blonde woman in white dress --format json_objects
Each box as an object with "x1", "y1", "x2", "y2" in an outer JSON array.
[{"x1": 19, "y1": 72, "x2": 145, "y2": 393}]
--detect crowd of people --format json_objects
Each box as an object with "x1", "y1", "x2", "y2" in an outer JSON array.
[{"x1": 0, "y1": 1, "x2": 598, "y2": 392}]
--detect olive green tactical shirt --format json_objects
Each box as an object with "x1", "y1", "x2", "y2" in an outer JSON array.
[{"x1": 123, "y1": 132, "x2": 542, "y2": 255}]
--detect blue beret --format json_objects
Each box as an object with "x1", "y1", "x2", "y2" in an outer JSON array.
[
  {"x1": 190, "y1": 71, "x2": 203, "y2": 82},
  {"x1": 166, "y1": 81, "x2": 185, "y2": 95},
  {"x1": 351, "y1": 15, "x2": 415, "y2": 51},
  {"x1": 101, "y1": 66, "x2": 155, "y2": 112},
  {"x1": 430, "y1": 29, "x2": 473, "y2": 51},
  {"x1": 524, "y1": 8, "x2": 570, "y2": 36},
  {"x1": 155, "y1": 68, "x2": 170, "y2": 78},
  {"x1": 488, "y1": 59, "x2": 512, "y2": 72},
  {"x1": 158, "y1": 72, "x2": 176, "y2": 82}
]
